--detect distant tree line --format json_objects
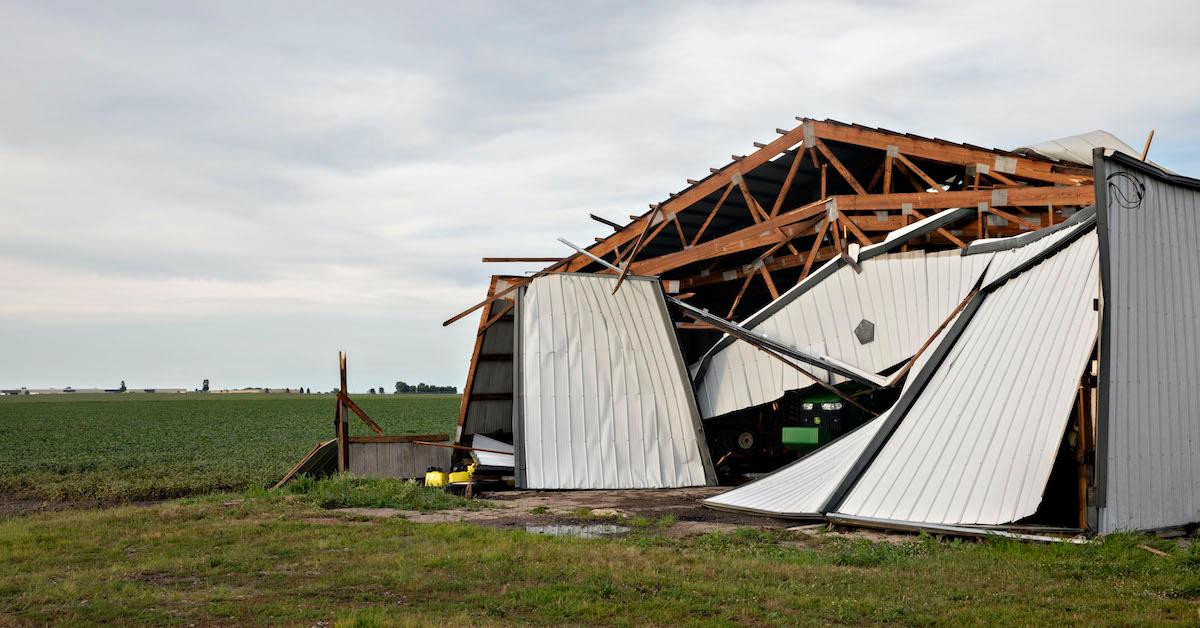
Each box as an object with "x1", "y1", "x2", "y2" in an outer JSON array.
[{"x1": 393, "y1": 381, "x2": 457, "y2": 394}]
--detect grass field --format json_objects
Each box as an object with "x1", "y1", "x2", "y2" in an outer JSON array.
[
  {"x1": 0, "y1": 393, "x2": 460, "y2": 501},
  {"x1": 3, "y1": 394, "x2": 1199, "y2": 625},
  {"x1": 1, "y1": 494, "x2": 1198, "y2": 625}
]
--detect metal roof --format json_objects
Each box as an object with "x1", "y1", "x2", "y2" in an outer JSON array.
[
  {"x1": 1096, "y1": 151, "x2": 1200, "y2": 533},
  {"x1": 834, "y1": 230, "x2": 1099, "y2": 525},
  {"x1": 1017, "y1": 130, "x2": 1141, "y2": 166},
  {"x1": 694, "y1": 227, "x2": 993, "y2": 419},
  {"x1": 513, "y1": 274, "x2": 715, "y2": 489}
]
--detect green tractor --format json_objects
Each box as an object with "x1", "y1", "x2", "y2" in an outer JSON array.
[
  {"x1": 781, "y1": 391, "x2": 857, "y2": 453},
  {"x1": 706, "y1": 385, "x2": 896, "y2": 479}
]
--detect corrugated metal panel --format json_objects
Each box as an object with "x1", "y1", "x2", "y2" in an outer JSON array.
[
  {"x1": 462, "y1": 300, "x2": 514, "y2": 437},
  {"x1": 695, "y1": 248, "x2": 992, "y2": 418},
  {"x1": 977, "y1": 210, "x2": 1096, "y2": 286},
  {"x1": 470, "y1": 434, "x2": 514, "y2": 469},
  {"x1": 1097, "y1": 153, "x2": 1200, "y2": 532},
  {"x1": 702, "y1": 413, "x2": 887, "y2": 517},
  {"x1": 515, "y1": 274, "x2": 714, "y2": 489},
  {"x1": 835, "y1": 231, "x2": 1099, "y2": 525},
  {"x1": 1017, "y1": 130, "x2": 1140, "y2": 166}
]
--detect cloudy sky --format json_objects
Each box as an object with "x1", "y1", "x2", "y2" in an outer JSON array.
[{"x1": 2, "y1": 1, "x2": 1197, "y2": 392}]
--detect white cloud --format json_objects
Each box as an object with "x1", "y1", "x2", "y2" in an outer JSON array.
[{"x1": 1, "y1": 0, "x2": 1198, "y2": 389}]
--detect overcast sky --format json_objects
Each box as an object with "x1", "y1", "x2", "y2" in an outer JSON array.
[{"x1": 2, "y1": 1, "x2": 1197, "y2": 392}]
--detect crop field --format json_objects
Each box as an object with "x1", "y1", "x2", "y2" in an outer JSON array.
[
  {"x1": 0, "y1": 393, "x2": 459, "y2": 502},
  {"x1": 1, "y1": 394, "x2": 1198, "y2": 625}
]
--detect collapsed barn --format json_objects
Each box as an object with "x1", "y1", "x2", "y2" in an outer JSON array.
[{"x1": 445, "y1": 117, "x2": 1198, "y2": 536}]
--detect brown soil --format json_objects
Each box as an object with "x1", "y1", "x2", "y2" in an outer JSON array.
[{"x1": 331, "y1": 487, "x2": 837, "y2": 538}]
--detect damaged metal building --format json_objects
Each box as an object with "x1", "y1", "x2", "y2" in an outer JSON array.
[{"x1": 444, "y1": 117, "x2": 1198, "y2": 536}]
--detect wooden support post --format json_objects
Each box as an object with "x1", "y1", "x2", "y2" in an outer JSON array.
[
  {"x1": 1140, "y1": 129, "x2": 1155, "y2": 161},
  {"x1": 337, "y1": 352, "x2": 350, "y2": 472},
  {"x1": 1075, "y1": 388, "x2": 1090, "y2": 530}
]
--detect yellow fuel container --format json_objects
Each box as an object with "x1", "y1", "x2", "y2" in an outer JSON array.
[
  {"x1": 424, "y1": 470, "x2": 448, "y2": 487},
  {"x1": 449, "y1": 464, "x2": 474, "y2": 484}
]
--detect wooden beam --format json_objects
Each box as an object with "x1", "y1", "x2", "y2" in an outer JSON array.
[
  {"x1": 829, "y1": 186, "x2": 1094, "y2": 212},
  {"x1": 812, "y1": 137, "x2": 867, "y2": 194},
  {"x1": 481, "y1": 257, "x2": 562, "y2": 263},
  {"x1": 986, "y1": 206, "x2": 1042, "y2": 231},
  {"x1": 837, "y1": 209, "x2": 873, "y2": 246},
  {"x1": 589, "y1": 214, "x2": 622, "y2": 231},
  {"x1": 800, "y1": 218, "x2": 831, "y2": 282},
  {"x1": 760, "y1": 266, "x2": 780, "y2": 299},
  {"x1": 476, "y1": 300, "x2": 515, "y2": 337},
  {"x1": 337, "y1": 391, "x2": 385, "y2": 435},
  {"x1": 802, "y1": 118, "x2": 1090, "y2": 185},
  {"x1": 611, "y1": 204, "x2": 662, "y2": 294},
  {"x1": 629, "y1": 185, "x2": 1092, "y2": 278},
  {"x1": 443, "y1": 276, "x2": 529, "y2": 327},
  {"x1": 893, "y1": 153, "x2": 943, "y2": 192},
  {"x1": 769, "y1": 147, "x2": 804, "y2": 217},
  {"x1": 672, "y1": 214, "x2": 688, "y2": 247},
  {"x1": 560, "y1": 124, "x2": 809, "y2": 272},
  {"x1": 678, "y1": 245, "x2": 841, "y2": 290},
  {"x1": 689, "y1": 181, "x2": 735, "y2": 246},
  {"x1": 907, "y1": 207, "x2": 967, "y2": 248},
  {"x1": 726, "y1": 273, "x2": 755, "y2": 319},
  {"x1": 734, "y1": 173, "x2": 769, "y2": 223},
  {"x1": 457, "y1": 277, "x2": 498, "y2": 430},
  {"x1": 883, "y1": 152, "x2": 893, "y2": 193},
  {"x1": 1141, "y1": 129, "x2": 1155, "y2": 161},
  {"x1": 347, "y1": 434, "x2": 452, "y2": 444}
]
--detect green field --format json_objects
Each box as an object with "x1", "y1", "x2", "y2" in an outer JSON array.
[
  {"x1": 2, "y1": 394, "x2": 1199, "y2": 625},
  {"x1": 2, "y1": 496, "x2": 1198, "y2": 625},
  {"x1": 0, "y1": 393, "x2": 460, "y2": 502}
]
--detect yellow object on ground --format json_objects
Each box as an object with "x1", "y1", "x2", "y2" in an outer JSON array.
[{"x1": 425, "y1": 470, "x2": 448, "y2": 487}]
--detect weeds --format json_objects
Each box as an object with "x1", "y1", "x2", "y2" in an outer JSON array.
[{"x1": 282, "y1": 475, "x2": 485, "y2": 511}]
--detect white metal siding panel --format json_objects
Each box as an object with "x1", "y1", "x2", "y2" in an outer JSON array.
[
  {"x1": 836, "y1": 232, "x2": 1099, "y2": 525},
  {"x1": 981, "y1": 219, "x2": 1091, "y2": 286},
  {"x1": 696, "y1": 250, "x2": 992, "y2": 418},
  {"x1": 1099, "y1": 158, "x2": 1200, "y2": 532},
  {"x1": 471, "y1": 434, "x2": 515, "y2": 468},
  {"x1": 702, "y1": 413, "x2": 887, "y2": 517},
  {"x1": 518, "y1": 274, "x2": 710, "y2": 489}
]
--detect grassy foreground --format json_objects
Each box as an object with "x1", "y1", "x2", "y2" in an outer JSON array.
[
  {"x1": 1, "y1": 492, "x2": 1198, "y2": 626},
  {"x1": 0, "y1": 393, "x2": 459, "y2": 501}
]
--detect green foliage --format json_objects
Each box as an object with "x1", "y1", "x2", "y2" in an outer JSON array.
[
  {"x1": 1, "y1": 499, "x2": 1198, "y2": 626},
  {"x1": 0, "y1": 393, "x2": 460, "y2": 501},
  {"x1": 282, "y1": 475, "x2": 480, "y2": 511}
]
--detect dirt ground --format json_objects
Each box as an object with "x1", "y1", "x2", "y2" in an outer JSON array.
[{"x1": 334, "y1": 486, "x2": 915, "y2": 542}]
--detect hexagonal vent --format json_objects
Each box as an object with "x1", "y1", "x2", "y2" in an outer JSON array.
[{"x1": 854, "y1": 319, "x2": 875, "y2": 345}]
